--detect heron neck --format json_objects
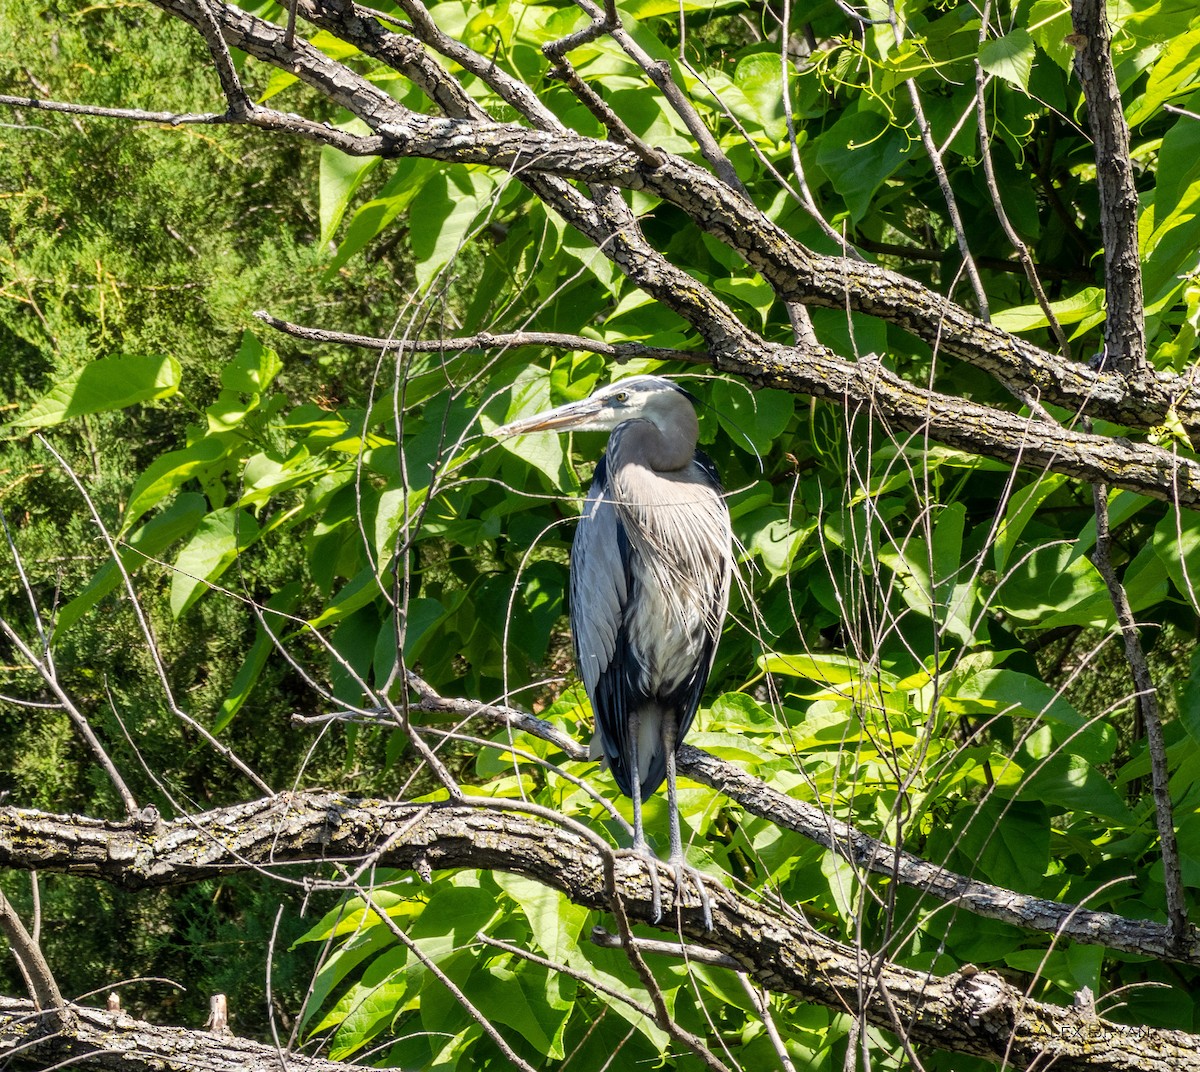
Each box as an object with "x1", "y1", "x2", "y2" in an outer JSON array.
[{"x1": 614, "y1": 414, "x2": 697, "y2": 472}]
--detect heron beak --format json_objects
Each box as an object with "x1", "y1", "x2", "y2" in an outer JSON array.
[{"x1": 492, "y1": 397, "x2": 604, "y2": 438}]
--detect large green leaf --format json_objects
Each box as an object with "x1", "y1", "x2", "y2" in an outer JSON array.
[
  {"x1": 169, "y1": 507, "x2": 261, "y2": 617},
  {"x1": 53, "y1": 493, "x2": 207, "y2": 639},
  {"x1": 9, "y1": 355, "x2": 180, "y2": 428},
  {"x1": 409, "y1": 169, "x2": 497, "y2": 288}
]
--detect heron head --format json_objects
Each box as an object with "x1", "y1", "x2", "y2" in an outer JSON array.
[{"x1": 492, "y1": 376, "x2": 697, "y2": 439}]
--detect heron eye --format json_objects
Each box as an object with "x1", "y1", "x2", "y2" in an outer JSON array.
[{"x1": 615, "y1": 391, "x2": 629, "y2": 403}]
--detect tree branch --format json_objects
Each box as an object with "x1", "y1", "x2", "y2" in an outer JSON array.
[
  {"x1": 390, "y1": 691, "x2": 1200, "y2": 965},
  {"x1": 125, "y1": 1, "x2": 1200, "y2": 436},
  {"x1": 0, "y1": 795, "x2": 1196, "y2": 1070},
  {"x1": 254, "y1": 311, "x2": 705, "y2": 362},
  {"x1": 1089, "y1": 485, "x2": 1187, "y2": 947},
  {"x1": 1070, "y1": 0, "x2": 1146, "y2": 375},
  {"x1": 0, "y1": 996, "x2": 356, "y2": 1072}
]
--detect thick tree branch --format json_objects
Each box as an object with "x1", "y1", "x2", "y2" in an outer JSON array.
[
  {"x1": 1070, "y1": 0, "x2": 1146, "y2": 376},
  {"x1": 0, "y1": 996, "x2": 356, "y2": 1072},
  {"x1": 124, "y1": 0, "x2": 1200, "y2": 437},
  {"x1": 0, "y1": 796, "x2": 1196, "y2": 1070}
]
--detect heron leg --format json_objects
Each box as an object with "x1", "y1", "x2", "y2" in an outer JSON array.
[
  {"x1": 626, "y1": 708, "x2": 662, "y2": 922},
  {"x1": 664, "y1": 716, "x2": 713, "y2": 932}
]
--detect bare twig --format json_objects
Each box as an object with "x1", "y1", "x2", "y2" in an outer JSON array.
[
  {"x1": 888, "y1": 15, "x2": 988, "y2": 316},
  {"x1": 0, "y1": 613, "x2": 140, "y2": 816},
  {"x1": 355, "y1": 886, "x2": 540, "y2": 1072},
  {"x1": 0, "y1": 891, "x2": 72, "y2": 1032},
  {"x1": 1089, "y1": 484, "x2": 1188, "y2": 948},
  {"x1": 588, "y1": 927, "x2": 740, "y2": 969},
  {"x1": 974, "y1": 7, "x2": 1071, "y2": 359},
  {"x1": 479, "y1": 931, "x2": 737, "y2": 1072},
  {"x1": 545, "y1": 54, "x2": 665, "y2": 167},
  {"x1": 254, "y1": 310, "x2": 705, "y2": 362},
  {"x1": 35, "y1": 435, "x2": 273, "y2": 799}
]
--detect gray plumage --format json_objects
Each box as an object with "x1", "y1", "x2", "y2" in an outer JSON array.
[{"x1": 494, "y1": 375, "x2": 732, "y2": 924}]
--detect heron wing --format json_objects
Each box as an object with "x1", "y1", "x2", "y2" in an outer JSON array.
[
  {"x1": 570, "y1": 456, "x2": 641, "y2": 799},
  {"x1": 662, "y1": 450, "x2": 730, "y2": 746}
]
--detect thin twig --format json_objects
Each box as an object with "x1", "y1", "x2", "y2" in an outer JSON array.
[
  {"x1": 254, "y1": 310, "x2": 705, "y2": 362},
  {"x1": 35, "y1": 435, "x2": 274, "y2": 799},
  {"x1": 478, "y1": 930, "x2": 738, "y2": 1072},
  {"x1": 973, "y1": 8, "x2": 1070, "y2": 359},
  {"x1": 588, "y1": 927, "x2": 740, "y2": 968},
  {"x1": 887, "y1": 12, "x2": 988, "y2": 315},
  {"x1": 738, "y1": 974, "x2": 798, "y2": 1072},
  {"x1": 604, "y1": 868, "x2": 737, "y2": 1072},
  {"x1": 544, "y1": 54, "x2": 664, "y2": 167},
  {"x1": 0, "y1": 92, "x2": 384, "y2": 154},
  {"x1": 1089, "y1": 483, "x2": 1188, "y2": 948},
  {"x1": 0, "y1": 614, "x2": 140, "y2": 816},
  {"x1": 356, "y1": 885, "x2": 540, "y2": 1072}
]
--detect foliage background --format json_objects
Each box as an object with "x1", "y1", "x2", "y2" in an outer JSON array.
[{"x1": 2, "y1": 0, "x2": 1200, "y2": 1067}]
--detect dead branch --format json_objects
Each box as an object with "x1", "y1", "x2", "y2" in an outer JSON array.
[
  {"x1": 0, "y1": 795, "x2": 1196, "y2": 1070},
  {"x1": 0, "y1": 995, "x2": 357, "y2": 1072}
]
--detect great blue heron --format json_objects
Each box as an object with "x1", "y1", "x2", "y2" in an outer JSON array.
[{"x1": 494, "y1": 375, "x2": 732, "y2": 926}]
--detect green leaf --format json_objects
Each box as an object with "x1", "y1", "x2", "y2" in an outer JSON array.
[
  {"x1": 994, "y1": 474, "x2": 1066, "y2": 573},
  {"x1": 213, "y1": 582, "x2": 303, "y2": 732},
  {"x1": 944, "y1": 668, "x2": 1115, "y2": 763},
  {"x1": 1127, "y1": 29, "x2": 1200, "y2": 125},
  {"x1": 327, "y1": 159, "x2": 437, "y2": 275},
  {"x1": 955, "y1": 799, "x2": 1050, "y2": 892},
  {"x1": 732, "y1": 52, "x2": 786, "y2": 135},
  {"x1": 53, "y1": 493, "x2": 207, "y2": 638},
  {"x1": 120, "y1": 436, "x2": 231, "y2": 536},
  {"x1": 221, "y1": 332, "x2": 283, "y2": 395},
  {"x1": 1027, "y1": 0, "x2": 1074, "y2": 71},
  {"x1": 1153, "y1": 505, "x2": 1200, "y2": 611},
  {"x1": 410, "y1": 169, "x2": 496, "y2": 289},
  {"x1": 169, "y1": 507, "x2": 261, "y2": 617},
  {"x1": 9, "y1": 355, "x2": 181, "y2": 428},
  {"x1": 989, "y1": 543, "x2": 1107, "y2": 624},
  {"x1": 990, "y1": 288, "x2": 1104, "y2": 332},
  {"x1": 327, "y1": 949, "x2": 411, "y2": 1058},
  {"x1": 319, "y1": 127, "x2": 380, "y2": 246},
  {"x1": 1141, "y1": 94, "x2": 1200, "y2": 304},
  {"x1": 1020, "y1": 754, "x2": 1133, "y2": 821},
  {"x1": 712, "y1": 381, "x2": 794, "y2": 455},
  {"x1": 815, "y1": 107, "x2": 909, "y2": 223},
  {"x1": 469, "y1": 963, "x2": 570, "y2": 1060},
  {"x1": 743, "y1": 509, "x2": 815, "y2": 580},
  {"x1": 760, "y1": 651, "x2": 898, "y2": 691},
  {"x1": 494, "y1": 873, "x2": 588, "y2": 968},
  {"x1": 978, "y1": 29, "x2": 1035, "y2": 90}
]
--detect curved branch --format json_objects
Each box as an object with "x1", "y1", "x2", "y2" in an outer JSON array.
[
  {"x1": 132, "y1": 0, "x2": 1198, "y2": 436},
  {"x1": 0, "y1": 795, "x2": 1196, "y2": 1071}
]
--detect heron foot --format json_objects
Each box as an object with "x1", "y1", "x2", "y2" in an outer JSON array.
[
  {"x1": 619, "y1": 844, "x2": 664, "y2": 922},
  {"x1": 668, "y1": 853, "x2": 714, "y2": 933}
]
